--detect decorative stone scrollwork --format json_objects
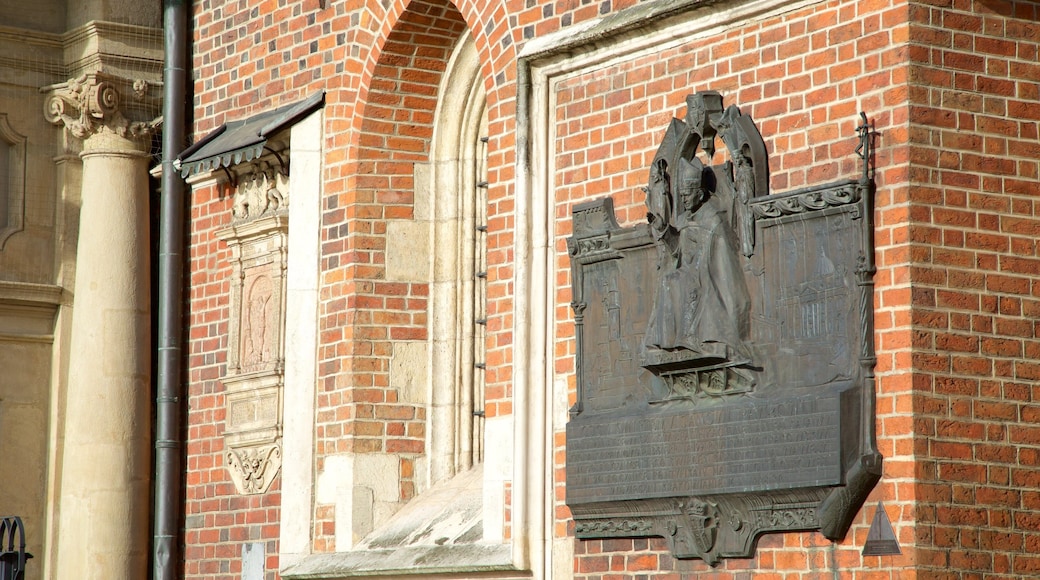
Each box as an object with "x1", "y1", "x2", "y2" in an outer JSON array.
[
  {"x1": 574, "y1": 519, "x2": 652, "y2": 535},
  {"x1": 232, "y1": 164, "x2": 289, "y2": 222},
  {"x1": 567, "y1": 235, "x2": 611, "y2": 259},
  {"x1": 44, "y1": 73, "x2": 160, "y2": 140},
  {"x1": 750, "y1": 182, "x2": 859, "y2": 218},
  {"x1": 227, "y1": 444, "x2": 283, "y2": 495},
  {"x1": 751, "y1": 505, "x2": 818, "y2": 530}
]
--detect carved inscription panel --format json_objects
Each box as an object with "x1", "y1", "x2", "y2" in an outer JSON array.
[{"x1": 567, "y1": 394, "x2": 841, "y2": 504}]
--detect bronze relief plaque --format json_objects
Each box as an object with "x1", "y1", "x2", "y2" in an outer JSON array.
[{"x1": 565, "y1": 92, "x2": 882, "y2": 563}]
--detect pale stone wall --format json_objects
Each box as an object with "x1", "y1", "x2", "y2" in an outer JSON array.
[
  {"x1": 1, "y1": 0, "x2": 65, "y2": 34},
  {"x1": 0, "y1": 283, "x2": 59, "y2": 559},
  {"x1": 0, "y1": 6, "x2": 67, "y2": 565},
  {"x1": 0, "y1": 1, "x2": 162, "y2": 578}
]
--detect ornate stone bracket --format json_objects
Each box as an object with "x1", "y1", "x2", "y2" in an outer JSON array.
[
  {"x1": 573, "y1": 494, "x2": 824, "y2": 565},
  {"x1": 227, "y1": 444, "x2": 283, "y2": 495},
  {"x1": 43, "y1": 73, "x2": 161, "y2": 141}
]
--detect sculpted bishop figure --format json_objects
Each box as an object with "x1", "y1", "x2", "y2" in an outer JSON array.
[{"x1": 643, "y1": 156, "x2": 752, "y2": 369}]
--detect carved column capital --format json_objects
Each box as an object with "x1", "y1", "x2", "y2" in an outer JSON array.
[{"x1": 43, "y1": 73, "x2": 161, "y2": 142}]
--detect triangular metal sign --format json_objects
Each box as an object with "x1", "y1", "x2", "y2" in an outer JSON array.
[{"x1": 862, "y1": 502, "x2": 901, "y2": 556}]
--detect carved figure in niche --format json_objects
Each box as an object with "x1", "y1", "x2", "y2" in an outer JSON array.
[
  {"x1": 643, "y1": 156, "x2": 752, "y2": 368},
  {"x1": 646, "y1": 158, "x2": 671, "y2": 241},
  {"x1": 732, "y1": 149, "x2": 756, "y2": 258},
  {"x1": 242, "y1": 275, "x2": 274, "y2": 367}
]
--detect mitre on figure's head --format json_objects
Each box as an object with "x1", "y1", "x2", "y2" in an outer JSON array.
[{"x1": 678, "y1": 157, "x2": 706, "y2": 195}]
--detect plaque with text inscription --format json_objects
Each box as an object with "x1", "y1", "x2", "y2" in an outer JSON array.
[{"x1": 565, "y1": 92, "x2": 882, "y2": 564}]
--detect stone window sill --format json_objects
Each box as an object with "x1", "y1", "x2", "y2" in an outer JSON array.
[{"x1": 280, "y1": 543, "x2": 521, "y2": 579}]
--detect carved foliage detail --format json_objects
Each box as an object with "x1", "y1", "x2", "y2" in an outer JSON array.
[
  {"x1": 574, "y1": 519, "x2": 652, "y2": 535},
  {"x1": 750, "y1": 183, "x2": 859, "y2": 218},
  {"x1": 568, "y1": 235, "x2": 612, "y2": 259},
  {"x1": 44, "y1": 74, "x2": 159, "y2": 139},
  {"x1": 751, "y1": 505, "x2": 818, "y2": 530},
  {"x1": 227, "y1": 444, "x2": 282, "y2": 495}
]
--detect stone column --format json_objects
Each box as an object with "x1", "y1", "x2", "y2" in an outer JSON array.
[{"x1": 44, "y1": 74, "x2": 159, "y2": 580}]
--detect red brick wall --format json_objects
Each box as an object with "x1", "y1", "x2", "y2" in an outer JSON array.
[
  {"x1": 309, "y1": 0, "x2": 469, "y2": 547},
  {"x1": 906, "y1": 1, "x2": 1040, "y2": 577},
  {"x1": 182, "y1": 0, "x2": 1040, "y2": 578},
  {"x1": 186, "y1": 0, "x2": 518, "y2": 574},
  {"x1": 550, "y1": 0, "x2": 915, "y2": 576},
  {"x1": 184, "y1": 179, "x2": 283, "y2": 579}
]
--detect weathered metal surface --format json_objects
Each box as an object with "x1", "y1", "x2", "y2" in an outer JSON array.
[
  {"x1": 0, "y1": 517, "x2": 31, "y2": 580},
  {"x1": 565, "y1": 92, "x2": 881, "y2": 564}
]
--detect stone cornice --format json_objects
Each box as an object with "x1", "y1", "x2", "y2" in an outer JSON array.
[
  {"x1": 0, "y1": 280, "x2": 65, "y2": 307},
  {"x1": 0, "y1": 25, "x2": 64, "y2": 81},
  {"x1": 62, "y1": 20, "x2": 163, "y2": 81},
  {"x1": 0, "y1": 20, "x2": 163, "y2": 84},
  {"x1": 0, "y1": 290, "x2": 56, "y2": 341},
  {"x1": 62, "y1": 20, "x2": 162, "y2": 48},
  {"x1": 0, "y1": 25, "x2": 62, "y2": 49}
]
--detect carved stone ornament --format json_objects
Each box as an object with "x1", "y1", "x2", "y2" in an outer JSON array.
[
  {"x1": 216, "y1": 165, "x2": 290, "y2": 494},
  {"x1": 43, "y1": 73, "x2": 161, "y2": 140},
  {"x1": 227, "y1": 444, "x2": 283, "y2": 495},
  {"x1": 565, "y1": 92, "x2": 882, "y2": 563},
  {"x1": 218, "y1": 216, "x2": 289, "y2": 378},
  {"x1": 232, "y1": 163, "x2": 289, "y2": 223}
]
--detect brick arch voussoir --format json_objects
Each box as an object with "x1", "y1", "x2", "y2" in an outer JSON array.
[{"x1": 341, "y1": 0, "x2": 504, "y2": 173}]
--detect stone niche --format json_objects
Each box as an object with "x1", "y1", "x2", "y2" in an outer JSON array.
[
  {"x1": 216, "y1": 162, "x2": 290, "y2": 495},
  {"x1": 0, "y1": 114, "x2": 27, "y2": 249},
  {"x1": 565, "y1": 91, "x2": 881, "y2": 564}
]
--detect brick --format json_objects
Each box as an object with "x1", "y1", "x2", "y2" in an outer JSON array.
[{"x1": 181, "y1": 0, "x2": 1040, "y2": 577}]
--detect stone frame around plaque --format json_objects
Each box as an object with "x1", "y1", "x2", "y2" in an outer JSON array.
[
  {"x1": 564, "y1": 92, "x2": 882, "y2": 564},
  {"x1": 216, "y1": 159, "x2": 291, "y2": 496}
]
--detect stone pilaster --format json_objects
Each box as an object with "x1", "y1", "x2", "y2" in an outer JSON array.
[{"x1": 43, "y1": 73, "x2": 159, "y2": 580}]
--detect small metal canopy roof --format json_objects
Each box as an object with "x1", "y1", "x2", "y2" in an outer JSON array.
[{"x1": 177, "y1": 91, "x2": 325, "y2": 178}]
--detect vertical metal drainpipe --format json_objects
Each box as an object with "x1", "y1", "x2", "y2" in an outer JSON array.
[{"x1": 155, "y1": 1, "x2": 188, "y2": 579}]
